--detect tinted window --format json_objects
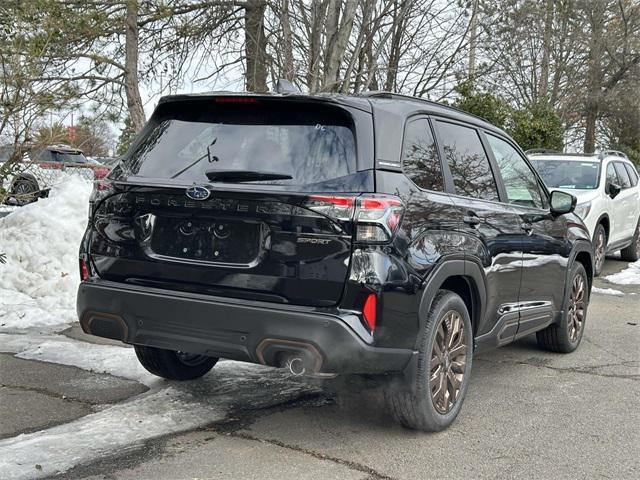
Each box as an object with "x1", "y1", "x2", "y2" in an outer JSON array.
[
  {"x1": 436, "y1": 121, "x2": 499, "y2": 201},
  {"x1": 53, "y1": 152, "x2": 87, "y2": 164},
  {"x1": 488, "y1": 135, "x2": 545, "y2": 209},
  {"x1": 530, "y1": 159, "x2": 600, "y2": 189},
  {"x1": 606, "y1": 163, "x2": 619, "y2": 185},
  {"x1": 614, "y1": 162, "x2": 632, "y2": 188},
  {"x1": 624, "y1": 163, "x2": 639, "y2": 186},
  {"x1": 401, "y1": 118, "x2": 443, "y2": 191},
  {"x1": 34, "y1": 150, "x2": 55, "y2": 162},
  {"x1": 121, "y1": 102, "x2": 357, "y2": 188}
]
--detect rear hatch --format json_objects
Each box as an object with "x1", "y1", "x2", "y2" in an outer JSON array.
[{"x1": 88, "y1": 96, "x2": 374, "y2": 307}]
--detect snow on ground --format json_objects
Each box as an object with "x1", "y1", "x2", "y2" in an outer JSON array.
[
  {"x1": 591, "y1": 287, "x2": 625, "y2": 296},
  {"x1": 0, "y1": 176, "x2": 320, "y2": 480},
  {"x1": 0, "y1": 329, "x2": 316, "y2": 480},
  {"x1": 604, "y1": 260, "x2": 640, "y2": 286},
  {"x1": 16, "y1": 337, "x2": 159, "y2": 386},
  {"x1": 0, "y1": 205, "x2": 18, "y2": 214},
  {"x1": 0, "y1": 177, "x2": 92, "y2": 330}
]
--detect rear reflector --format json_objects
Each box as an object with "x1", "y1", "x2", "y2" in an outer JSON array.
[
  {"x1": 79, "y1": 259, "x2": 90, "y2": 281},
  {"x1": 362, "y1": 293, "x2": 377, "y2": 331}
]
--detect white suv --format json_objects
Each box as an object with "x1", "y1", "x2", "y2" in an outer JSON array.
[{"x1": 528, "y1": 150, "x2": 640, "y2": 275}]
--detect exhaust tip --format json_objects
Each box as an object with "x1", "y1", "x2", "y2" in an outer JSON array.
[{"x1": 284, "y1": 356, "x2": 306, "y2": 376}]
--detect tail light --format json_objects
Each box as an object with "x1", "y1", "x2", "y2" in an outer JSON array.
[
  {"x1": 305, "y1": 194, "x2": 404, "y2": 244},
  {"x1": 355, "y1": 196, "x2": 403, "y2": 243},
  {"x1": 39, "y1": 162, "x2": 63, "y2": 170},
  {"x1": 214, "y1": 96, "x2": 259, "y2": 104},
  {"x1": 79, "y1": 258, "x2": 90, "y2": 281},
  {"x1": 92, "y1": 166, "x2": 110, "y2": 180},
  {"x1": 307, "y1": 195, "x2": 354, "y2": 220},
  {"x1": 362, "y1": 293, "x2": 377, "y2": 331}
]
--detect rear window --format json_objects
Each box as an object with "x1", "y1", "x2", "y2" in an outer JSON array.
[
  {"x1": 52, "y1": 152, "x2": 87, "y2": 163},
  {"x1": 120, "y1": 100, "x2": 358, "y2": 188}
]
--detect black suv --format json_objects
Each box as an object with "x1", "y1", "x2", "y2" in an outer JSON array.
[{"x1": 77, "y1": 92, "x2": 593, "y2": 431}]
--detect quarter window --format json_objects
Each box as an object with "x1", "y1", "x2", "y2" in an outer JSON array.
[
  {"x1": 435, "y1": 121, "x2": 499, "y2": 201},
  {"x1": 614, "y1": 162, "x2": 632, "y2": 188},
  {"x1": 487, "y1": 134, "x2": 546, "y2": 209},
  {"x1": 401, "y1": 118, "x2": 444, "y2": 191}
]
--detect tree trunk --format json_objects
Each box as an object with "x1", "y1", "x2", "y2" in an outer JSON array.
[
  {"x1": 244, "y1": 0, "x2": 268, "y2": 92},
  {"x1": 539, "y1": 0, "x2": 553, "y2": 99},
  {"x1": 307, "y1": 1, "x2": 328, "y2": 92},
  {"x1": 322, "y1": 0, "x2": 358, "y2": 91},
  {"x1": 468, "y1": 0, "x2": 478, "y2": 82},
  {"x1": 280, "y1": 0, "x2": 295, "y2": 81},
  {"x1": 385, "y1": 0, "x2": 411, "y2": 91},
  {"x1": 583, "y1": 2, "x2": 605, "y2": 153},
  {"x1": 125, "y1": 0, "x2": 146, "y2": 132}
]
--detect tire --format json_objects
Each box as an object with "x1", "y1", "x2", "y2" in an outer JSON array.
[
  {"x1": 11, "y1": 178, "x2": 39, "y2": 206},
  {"x1": 134, "y1": 345, "x2": 218, "y2": 380},
  {"x1": 620, "y1": 221, "x2": 640, "y2": 262},
  {"x1": 592, "y1": 224, "x2": 607, "y2": 276},
  {"x1": 536, "y1": 262, "x2": 589, "y2": 353},
  {"x1": 384, "y1": 290, "x2": 473, "y2": 432}
]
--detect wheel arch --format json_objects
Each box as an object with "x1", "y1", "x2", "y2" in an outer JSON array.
[
  {"x1": 595, "y1": 214, "x2": 610, "y2": 240},
  {"x1": 417, "y1": 259, "x2": 487, "y2": 348},
  {"x1": 568, "y1": 240, "x2": 594, "y2": 300}
]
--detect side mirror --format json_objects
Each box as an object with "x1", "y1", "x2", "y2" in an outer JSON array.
[
  {"x1": 550, "y1": 190, "x2": 576, "y2": 215},
  {"x1": 606, "y1": 182, "x2": 621, "y2": 199}
]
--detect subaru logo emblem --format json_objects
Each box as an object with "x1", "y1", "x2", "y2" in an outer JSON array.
[{"x1": 185, "y1": 186, "x2": 210, "y2": 201}]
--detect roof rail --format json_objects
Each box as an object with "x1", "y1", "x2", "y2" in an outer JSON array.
[
  {"x1": 360, "y1": 91, "x2": 492, "y2": 125},
  {"x1": 598, "y1": 150, "x2": 628, "y2": 160},
  {"x1": 525, "y1": 148, "x2": 562, "y2": 155}
]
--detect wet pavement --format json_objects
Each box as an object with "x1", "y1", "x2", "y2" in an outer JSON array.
[{"x1": 0, "y1": 258, "x2": 638, "y2": 480}]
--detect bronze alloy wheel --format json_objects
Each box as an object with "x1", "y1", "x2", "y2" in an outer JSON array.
[
  {"x1": 594, "y1": 229, "x2": 605, "y2": 272},
  {"x1": 567, "y1": 274, "x2": 586, "y2": 342},
  {"x1": 430, "y1": 310, "x2": 467, "y2": 414},
  {"x1": 176, "y1": 351, "x2": 210, "y2": 366}
]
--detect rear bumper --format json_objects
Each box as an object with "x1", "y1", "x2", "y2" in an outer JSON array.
[{"x1": 76, "y1": 279, "x2": 414, "y2": 374}]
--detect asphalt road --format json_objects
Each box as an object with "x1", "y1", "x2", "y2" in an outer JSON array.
[{"x1": 1, "y1": 258, "x2": 638, "y2": 480}]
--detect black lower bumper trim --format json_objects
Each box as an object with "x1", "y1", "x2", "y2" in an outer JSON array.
[{"x1": 77, "y1": 280, "x2": 414, "y2": 374}]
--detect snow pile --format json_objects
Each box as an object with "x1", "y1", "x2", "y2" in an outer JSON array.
[
  {"x1": 0, "y1": 177, "x2": 92, "y2": 329},
  {"x1": 591, "y1": 287, "x2": 624, "y2": 296},
  {"x1": 605, "y1": 260, "x2": 640, "y2": 286}
]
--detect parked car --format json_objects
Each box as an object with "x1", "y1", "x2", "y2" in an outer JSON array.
[
  {"x1": 528, "y1": 150, "x2": 640, "y2": 275},
  {"x1": 1, "y1": 144, "x2": 110, "y2": 205},
  {"x1": 77, "y1": 92, "x2": 593, "y2": 431}
]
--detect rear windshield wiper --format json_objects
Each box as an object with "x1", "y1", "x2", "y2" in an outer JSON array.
[{"x1": 205, "y1": 169, "x2": 293, "y2": 182}]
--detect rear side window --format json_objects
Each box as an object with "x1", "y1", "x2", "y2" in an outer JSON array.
[
  {"x1": 122, "y1": 101, "x2": 357, "y2": 188},
  {"x1": 435, "y1": 121, "x2": 499, "y2": 201},
  {"x1": 624, "y1": 163, "x2": 639, "y2": 186},
  {"x1": 401, "y1": 118, "x2": 443, "y2": 191},
  {"x1": 613, "y1": 162, "x2": 632, "y2": 188}
]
